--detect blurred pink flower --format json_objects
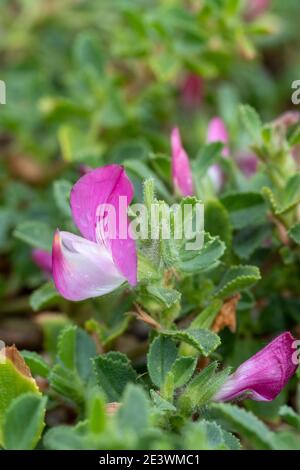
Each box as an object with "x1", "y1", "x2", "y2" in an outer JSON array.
[
  {"x1": 206, "y1": 117, "x2": 229, "y2": 191},
  {"x1": 52, "y1": 164, "x2": 137, "y2": 301},
  {"x1": 214, "y1": 332, "x2": 297, "y2": 402},
  {"x1": 236, "y1": 152, "x2": 258, "y2": 178},
  {"x1": 32, "y1": 248, "x2": 52, "y2": 275},
  {"x1": 171, "y1": 127, "x2": 194, "y2": 197},
  {"x1": 180, "y1": 73, "x2": 203, "y2": 110},
  {"x1": 246, "y1": 0, "x2": 270, "y2": 20}
]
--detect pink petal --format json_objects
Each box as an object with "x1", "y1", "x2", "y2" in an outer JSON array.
[
  {"x1": 70, "y1": 164, "x2": 137, "y2": 286},
  {"x1": 181, "y1": 73, "x2": 203, "y2": 109},
  {"x1": 214, "y1": 332, "x2": 297, "y2": 402},
  {"x1": 246, "y1": 0, "x2": 270, "y2": 20},
  {"x1": 208, "y1": 164, "x2": 224, "y2": 192},
  {"x1": 52, "y1": 230, "x2": 126, "y2": 301},
  {"x1": 207, "y1": 117, "x2": 229, "y2": 157},
  {"x1": 236, "y1": 153, "x2": 258, "y2": 178},
  {"x1": 171, "y1": 127, "x2": 194, "y2": 197},
  {"x1": 32, "y1": 249, "x2": 52, "y2": 275}
]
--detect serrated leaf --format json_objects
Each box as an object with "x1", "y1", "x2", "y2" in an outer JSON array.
[
  {"x1": 240, "y1": 104, "x2": 262, "y2": 143},
  {"x1": 170, "y1": 356, "x2": 197, "y2": 388},
  {"x1": 289, "y1": 223, "x2": 300, "y2": 244},
  {"x1": 93, "y1": 353, "x2": 137, "y2": 401},
  {"x1": 179, "y1": 362, "x2": 230, "y2": 413},
  {"x1": 30, "y1": 282, "x2": 60, "y2": 312},
  {"x1": 214, "y1": 265, "x2": 261, "y2": 299},
  {"x1": 209, "y1": 403, "x2": 275, "y2": 450},
  {"x1": 145, "y1": 286, "x2": 181, "y2": 309},
  {"x1": 147, "y1": 336, "x2": 177, "y2": 388},
  {"x1": 161, "y1": 328, "x2": 220, "y2": 357},
  {"x1": 262, "y1": 174, "x2": 300, "y2": 215},
  {"x1": 150, "y1": 390, "x2": 176, "y2": 412},
  {"x1": 184, "y1": 420, "x2": 241, "y2": 450},
  {"x1": 3, "y1": 393, "x2": 46, "y2": 450},
  {"x1": 279, "y1": 405, "x2": 300, "y2": 430},
  {"x1": 163, "y1": 232, "x2": 225, "y2": 274},
  {"x1": 21, "y1": 351, "x2": 50, "y2": 378},
  {"x1": 49, "y1": 326, "x2": 97, "y2": 406},
  {"x1": 13, "y1": 220, "x2": 53, "y2": 251}
]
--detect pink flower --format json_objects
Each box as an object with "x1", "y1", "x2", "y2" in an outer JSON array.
[
  {"x1": 214, "y1": 332, "x2": 297, "y2": 402},
  {"x1": 32, "y1": 248, "x2": 52, "y2": 275},
  {"x1": 171, "y1": 127, "x2": 194, "y2": 197},
  {"x1": 180, "y1": 73, "x2": 203, "y2": 110},
  {"x1": 206, "y1": 117, "x2": 229, "y2": 191},
  {"x1": 52, "y1": 164, "x2": 137, "y2": 301},
  {"x1": 246, "y1": 0, "x2": 270, "y2": 20},
  {"x1": 236, "y1": 152, "x2": 258, "y2": 178}
]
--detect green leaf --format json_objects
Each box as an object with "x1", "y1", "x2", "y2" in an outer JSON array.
[
  {"x1": 209, "y1": 403, "x2": 275, "y2": 450},
  {"x1": 30, "y1": 282, "x2": 60, "y2": 312},
  {"x1": 44, "y1": 425, "x2": 92, "y2": 450},
  {"x1": 93, "y1": 352, "x2": 137, "y2": 401},
  {"x1": 144, "y1": 286, "x2": 181, "y2": 309},
  {"x1": 193, "y1": 143, "x2": 223, "y2": 178},
  {"x1": 233, "y1": 225, "x2": 271, "y2": 259},
  {"x1": 163, "y1": 231, "x2": 225, "y2": 274},
  {"x1": 190, "y1": 300, "x2": 222, "y2": 330},
  {"x1": 3, "y1": 393, "x2": 46, "y2": 450},
  {"x1": 279, "y1": 405, "x2": 300, "y2": 431},
  {"x1": 150, "y1": 390, "x2": 176, "y2": 412},
  {"x1": 263, "y1": 174, "x2": 300, "y2": 215},
  {"x1": 170, "y1": 356, "x2": 197, "y2": 388},
  {"x1": 184, "y1": 420, "x2": 241, "y2": 450},
  {"x1": 21, "y1": 351, "x2": 50, "y2": 378},
  {"x1": 221, "y1": 192, "x2": 267, "y2": 229},
  {"x1": 240, "y1": 104, "x2": 262, "y2": 143},
  {"x1": 49, "y1": 326, "x2": 97, "y2": 406},
  {"x1": 179, "y1": 363, "x2": 230, "y2": 413},
  {"x1": 147, "y1": 336, "x2": 177, "y2": 388},
  {"x1": 214, "y1": 265, "x2": 261, "y2": 299},
  {"x1": 13, "y1": 220, "x2": 53, "y2": 251},
  {"x1": 117, "y1": 384, "x2": 150, "y2": 436},
  {"x1": 204, "y1": 199, "x2": 232, "y2": 248},
  {"x1": 162, "y1": 328, "x2": 220, "y2": 357},
  {"x1": 0, "y1": 347, "x2": 41, "y2": 445},
  {"x1": 124, "y1": 159, "x2": 171, "y2": 202},
  {"x1": 53, "y1": 179, "x2": 72, "y2": 217},
  {"x1": 289, "y1": 223, "x2": 300, "y2": 244},
  {"x1": 87, "y1": 390, "x2": 106, "y2": 435}
]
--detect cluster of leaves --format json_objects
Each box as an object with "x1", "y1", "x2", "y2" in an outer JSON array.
[{"x1": 1, "y1": 0, "x2": 300, "y2": 451}]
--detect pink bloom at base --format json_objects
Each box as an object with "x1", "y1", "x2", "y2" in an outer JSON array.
[
  {"x1": 171, "y1": 127, "x2": 194, "y2": 197},
  {"x1": 214, "y1": 332, "x2": 297, "y2": 402},
  {"x1": 206, "y1": 117, "x2": 229, "y2": 191},
  {"x1": 52, "y1": 164, "x2": 137, "y2": 301},
  {"x1": 32, "y1": 248, "x2": 52, "y2": 275}
]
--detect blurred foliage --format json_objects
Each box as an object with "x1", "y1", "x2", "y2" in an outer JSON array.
[{"x1": 1, "y1": 0, "x2": 300, "y2": 450}]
